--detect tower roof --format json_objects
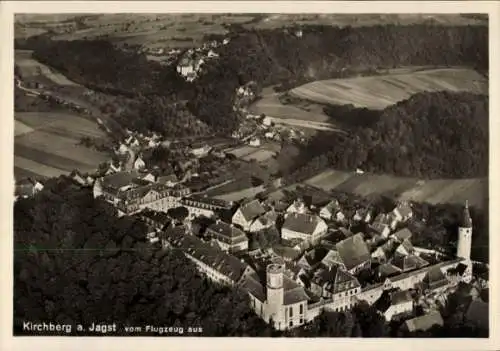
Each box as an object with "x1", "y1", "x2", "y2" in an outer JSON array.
[{"x1": 460, "y1": 200, "x2": 473, "y2": 228}]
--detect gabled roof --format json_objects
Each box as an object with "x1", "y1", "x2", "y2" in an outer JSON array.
[
  {"x1": 394, "y1": 201, "x2": 413, "y2": 218},
  {"x1": 424, "y1": 266, "x2": 449, "y2": 290},
  {"x1": 321, "y1": 199, "x2": 341, "y2": 212},
  {"x1": 391, "y1": 253, "x2": 419, "y2": 272},
  {"x1": 236, "y1": 199, "x2": 266, "y2": 222},
  {"x1": 376, "y1": 289, "x2": 413, "y2": 313},
  {"x1": 207, "y1": 221, "x2": 247, "y2": 243},
  {"x1": 405, "y1": 311, "x2": 444, "y2": 332},
  {"x1": 392, "y1": 228, "x2": 413, "y2": 242},
  {"x1": 253, "y1": 211, "x2": 278, "y2": 227},
  {"x1": 101, "y1": 170, "x2": 140, "y2": 190},
  {"x1": 377, "y1": 263, "x2": 402, "y2": 279},
  {"x1": 336, "y1": 233, "x2": 370, "y2": 271},
  {"x1": 321, "y1": 249, "x2": 345, "y2": 268},
  {"x1": 162, "y1": 227, "x2": 248, "y2": 282},
  {"x1": 282, "y1": 213, "x2": 325, "y2": 236}
]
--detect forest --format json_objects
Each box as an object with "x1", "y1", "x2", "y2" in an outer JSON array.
[
  {"x1": 23, "y1": 24, "x2": 488, "y2": 140},
  {"x1": 286, "y1": 91, "x2": 488, "y2": 180},
  {"x1": 13, "y1": 177, "x2": 272, "y2": 336}
]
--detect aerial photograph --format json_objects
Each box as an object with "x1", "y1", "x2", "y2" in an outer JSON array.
[{"x1": 13, "y1": 13, "x2": 489, "y2": 338}]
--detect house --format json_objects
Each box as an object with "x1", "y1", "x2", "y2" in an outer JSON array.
[
  {"x1": 232, "y1": 199, "x2": 267, "y2": 231},
  {"x1": 320, "y1": 249, "x2": 346, "y2": 270},
  {"x1": 309, "y1": 264, "x2": 361, "y2": 311},
  {"x1": 177, "y1": 57, "x2": 195, "y2": 77},
  {"x1": 371, "y1": 239, "x2": 398, "y2": 264},
  {"x1": 181, "y1": 195, "x2": 232, "y2": 219},
  {"x1": 15, "y1": 178, "x2": 44, "y2": 200},
  {"x1": 375, "y1": 289, "x2": 414, "y2": 321},
  {"x1": 241, "y1": 263, "x2": 310, "y2": 331},
  {"x1": 93, "y1": 171, "x2": 191, "y2": 215},
  {"x1": 391, "y1": 228, "x2": 413, "y2": 243},
  {"x1": 422, "y1": 267, "x2": 449, "y2": 294},
  {"x1": 319, "y1": 199, "x2": 345, "y2": 222},
  {"x1": 249, "y1": 211, "x2": 278, "y2": 233},
  {"x1": 118, "y1": 143, "x2": 129, "y2": 154},
  {"x1": 391, "y1": 253, "x2": 428, "y2": 273},
  {"x1": 70, "y1": 170, "x2": 87, "y2": 186},
  {"x1": 356, "y1": 283, "x2": 384, "y2": 305},
  {"x1": 392, "y1": 201, "x2": 413, "y2": 223},
  {"x1": 281, "y1": 213, "x2": 327, "y2": 244},
  {"x1": 335, "y1": 233, "x2": 371, "y2": 274},
  {"x1": 206, "y1": 220, "x2": 249, "y2": 253},
  {"x1": 249, "y1": 137, "x2": 261, "y2": 147},
  {"x1": 162, "y1": 226, "x2": 254, "y2": 287},
  {"x1": 286, "y1": 198, "x2": 308, "y2": 215},
  {"x1": 395, "y1": 239, "x2": 415, "y2": 256},
  {"x1": 133, "y1": 155, "x2": 146, "y2": 170},
  {"x1": 262, "y1": 116, "x2": 272, "y2": 126},
  {"x1": 371, "y1": 222, "x2": 391, "y2": 238},
  {"x1": 353, "y1": 207, "x2": 373, "y2": 223},
  {"x1": 403, "y1": 311, "x2": 444, "y2": 333},
  {"x1": 191, "y1": 143, "x2": 212, "y2": 157}
]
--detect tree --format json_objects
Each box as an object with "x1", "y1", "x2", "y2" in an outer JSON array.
[{"x1": 167, "y1": 206, "x2": 189, "y2": 223}]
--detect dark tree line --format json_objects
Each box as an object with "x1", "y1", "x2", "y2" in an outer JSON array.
[
  {"x1": 13, "y1": 176, "x2": 272, "y2": 336},
  {"x1": 286, "y1": 91, "x2": 488, "y2": 181}
]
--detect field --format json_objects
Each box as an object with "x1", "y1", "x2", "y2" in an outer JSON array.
[
  {"x1": 15, "y1": 50, "x2": 80, "y2": 86},
  {"x1": 14, "y1": 112, "x2": 110, "y2": 179},
  {"x1": 250, "y1": 13, "x2": 487, "y2": 30},
  {"x1": 305, "y1": 169, "x2": 487, "y2": 209},
  {"x1": 290, "y1": 68, "x2": 488, "y2": 110}
]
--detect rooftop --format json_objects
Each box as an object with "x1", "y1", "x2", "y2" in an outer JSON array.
[
  {"x1": 404, "y1": 311, "x2": 444, "y2": 333},
  {"x1": 335, "y1": 233, "x2": 371, "y2": 271},
  {"x1": 282, "y1": 213, "x2": 325, "y2": 236},
  {"x1": 237, "y1": 199, "x2": 267, "y2": 222},
  {"x1": 162, "y1": 227, "x2": 249, "y2": 282}
]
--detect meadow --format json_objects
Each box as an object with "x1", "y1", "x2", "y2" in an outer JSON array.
[
  {"x1": 14, "y1": 112, "x2": 109, "y2": 179},
  {"x1": 305, "y1": 169, "x2": 487, "y2": 209},
  {"x1": 290, "y1": 68, "x2": 488, "y2": 110},
  {"x1": 16, "y1": 50, "x2": 80, "y2": 86}
]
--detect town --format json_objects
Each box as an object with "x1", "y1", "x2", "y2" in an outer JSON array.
[{"x1": 15, "y1": 140, "x2": 487, "y2": 333}]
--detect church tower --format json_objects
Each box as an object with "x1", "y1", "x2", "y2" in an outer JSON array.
[
  {"x1": 266, "y1": 263, "x2": 285, "y2": 330},
  {"x1": 457, "y1": 200, "x2": 473, "y2": 260}
]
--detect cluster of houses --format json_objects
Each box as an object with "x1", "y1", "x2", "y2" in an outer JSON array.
[
  {"x1": 154, "y1": 185, "x2": 476, "y2": 331},
  {"x1": 175, "y1": 43, "x2": 223, "y2": 82}
]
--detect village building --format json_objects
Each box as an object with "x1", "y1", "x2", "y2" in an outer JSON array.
[
  {"x1": 206, "y1": 220, "x2": 249, "y2": 253},
  {"x1": 403, "y1": 311, "x2": 444, "y2": 333},
  {"x1": 249, "y1": 137, "x2": 261, "y2": 147},
  {"x1": 232, "y1": 199, "x2": 267, "y2": 231},
  {"x1": 392, "y1": 201, "x2": 413, "y2": 223},
  {"x1": 319, "y1": 199, "x2": 345, "y2": 222},
  {"x1": 281, "y1": 213, "x2": 328, "y2": 244},
  {"x1": 249, "y1": 210, "x2": 278, "y2": 233},
  {"x1": 14, "y1": 178, "x2": 44, "y2": 200},
  {"x1": 180, "y1": 195, "x2": 232, "y2": 219},
  {"x1": 353, "y1": 207, "x2": 373, "y2": 223},
  {"x1": 286, "y1": 198, "x2": 309, "y2": 215},
  {"x1": 70, "y1": 170, "x2": 88, "y2": 187},
  {"x1": 391, "y1": 228, "x2": 413, "y2": 243},
  {"x1": 162, "y1": 227, "x2": 255, "y2": 286},
  {"x1": 93, "y1": 171, "x2": 191, "y2": 216},
  {"x1": 309, "y1": 264, "x2": 361, "y2": 312},
  {"x1": 190, "y1": 142, "x2": 212, "y2": 158},
  {"x1": 335, "y1": 233, "x2": 371, "y2": 275},
  {"x1": 375, "y1": 289, "x2": 414, "y2": 321}
]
